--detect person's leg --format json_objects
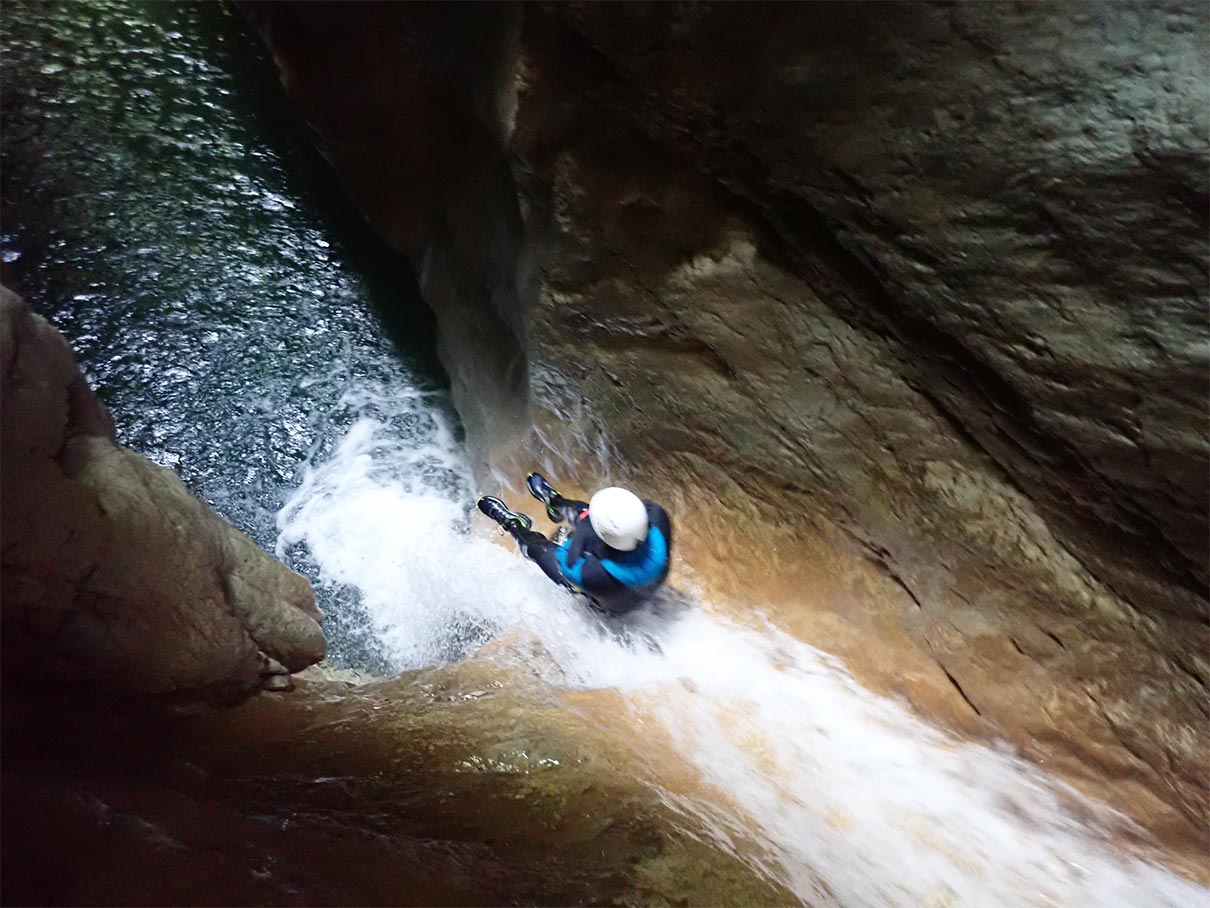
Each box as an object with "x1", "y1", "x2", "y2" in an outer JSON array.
[
  {"x1": 526, "y1": 472, "x2": 589, "y2": 524},
  {"x1": 549, "y1": 495, "x2": 589, "y2": 525},
  {"x1": 510, "y1": 525, "x2": 578, "y2": 591}
]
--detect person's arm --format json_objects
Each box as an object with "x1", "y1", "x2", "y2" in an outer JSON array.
[
  {"x1": 565, "y1": 517, "x2": 629, "y2": 597},
  {"x1": 565, "y1": 514, "x2": 600, "y2": 565},
  {"x1": 578, "y1": 553, "x2": 629, "y2": 597},
  {"x1": 645, "y1": 501, "x2": 671, "y2": 550}
]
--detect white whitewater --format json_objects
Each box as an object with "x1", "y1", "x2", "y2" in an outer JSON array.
[{"x1": 277, "y1": 379, "x2": 1208, "y2": 908}]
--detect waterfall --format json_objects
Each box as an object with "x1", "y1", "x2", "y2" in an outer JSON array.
[{"x1": 276, "y1": 378, "x2": 1209, "y2": 908}]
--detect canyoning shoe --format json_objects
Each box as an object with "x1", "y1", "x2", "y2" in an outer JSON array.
[
  {"x1": 526, "y1": 471, "x2": 564, "y2": 522},
  {"x1": 476, "y1": 496, "x2": 533, "y2": 533}
]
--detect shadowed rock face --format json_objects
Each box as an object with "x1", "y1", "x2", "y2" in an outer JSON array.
[
  {"x1": 244, "y1": 0, "x2": 1209, "y2": 866},
  {"x1": 1, "y1": 287, "x2": 325, "y2": 705},
  {"x1": 0, "y1": 659, "x2": 791, "y2": 907},
  {"x1": 239, "y1": 0, "x2": 533, "y2": 475}
]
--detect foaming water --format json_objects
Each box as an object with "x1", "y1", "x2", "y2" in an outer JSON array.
[
  {"x1": 277, "y1": 383, "x2": 499, "y2": 668},
  {"x1": 608, "y1": 617, "x2": 1208, "y2": 908},
  {"x1": 278, "y1": 383, "x2": 1209, "y2": 908}
]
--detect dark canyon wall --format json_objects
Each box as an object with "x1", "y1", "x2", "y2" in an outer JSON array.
[
  {"x1": 239, "y1": 0, "x2": 533, "y2": 467},
  {"x1": 2, "y1": 656, "x2": 788, "y2": 907},
  {"x1": 245, "y1": 0, "x2": 1209, "y2": 869}
]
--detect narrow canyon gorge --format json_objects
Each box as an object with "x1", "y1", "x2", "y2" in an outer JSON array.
[{"x1": 2, "y1": 2, "x2": 1207, "y2": 905}]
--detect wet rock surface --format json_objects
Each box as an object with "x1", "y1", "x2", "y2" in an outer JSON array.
[
  {"x1": 1, "y1": 287, "x2": 325, "y2": 705},
  {"x1": 1, "y1": 659, "x2": 790, "y2": 907},
  {"x1": 246, "y1": 0, "x2": 1209, "y2": 873},
  {"x1": 524, "y1": 0, "x2": 1209, "y2": 619},
  {"x1": 512, "y1": 1, "x2": 1210, "y2": 863}
]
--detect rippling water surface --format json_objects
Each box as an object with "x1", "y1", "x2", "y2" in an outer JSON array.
[
  {"x1": 3, "y1": 3, "x2": 1207, "y2": 906},
  {"x1": 1, "y1": 0, "x2": 451, "y2": 670}
]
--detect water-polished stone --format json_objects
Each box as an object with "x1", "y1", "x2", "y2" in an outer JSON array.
[{"x1": 1, "y1": 286, "x2": 325, "y2": 704}]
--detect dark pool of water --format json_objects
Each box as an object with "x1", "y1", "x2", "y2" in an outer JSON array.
[{"x1": 1, "y1": 0, "x2": 454, "y2": 670}]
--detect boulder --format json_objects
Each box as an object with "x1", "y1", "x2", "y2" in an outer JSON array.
[{"x1": 1, "y1": 286, "x2": 324, "y2": 705}]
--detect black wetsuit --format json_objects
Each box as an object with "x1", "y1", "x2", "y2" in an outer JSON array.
[{"x1": 509, "y1": 496, "x2": 672, "y2": 615}]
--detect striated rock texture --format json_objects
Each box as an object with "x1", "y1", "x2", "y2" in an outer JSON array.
[
  {"x1": 1, "y1": 286, "x2": 325, "y2": 704},
  {"x1": 519, "y1": 1, "x2": 1209, "y2": 620},
  {"x1": 509, "y1": 0, "x2": 1210, "y2": 860},
  {"x1": 246, "y1": 0, "x2": 1209, "y2": 868}
]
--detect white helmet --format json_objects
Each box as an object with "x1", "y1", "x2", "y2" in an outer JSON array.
[{"x1": 589, "y1": 487, "x2": 649, "y2": 551}]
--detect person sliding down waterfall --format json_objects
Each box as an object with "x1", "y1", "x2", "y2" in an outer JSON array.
[{"x1": 477, "y1": 473, "x2": 672, "y2": 616}]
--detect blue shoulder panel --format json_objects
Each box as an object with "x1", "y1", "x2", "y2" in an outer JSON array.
[{"x1": 599, "y1": 527, "x2": 668, "y2": 589}]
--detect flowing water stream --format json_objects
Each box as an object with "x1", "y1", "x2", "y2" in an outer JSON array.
[
  {"x1": 2, "y1": 2, "x2": 1206, "y2": 906},
  {"x1": 275, "y1": 393, "x2": 1208, "y2": 908}
]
